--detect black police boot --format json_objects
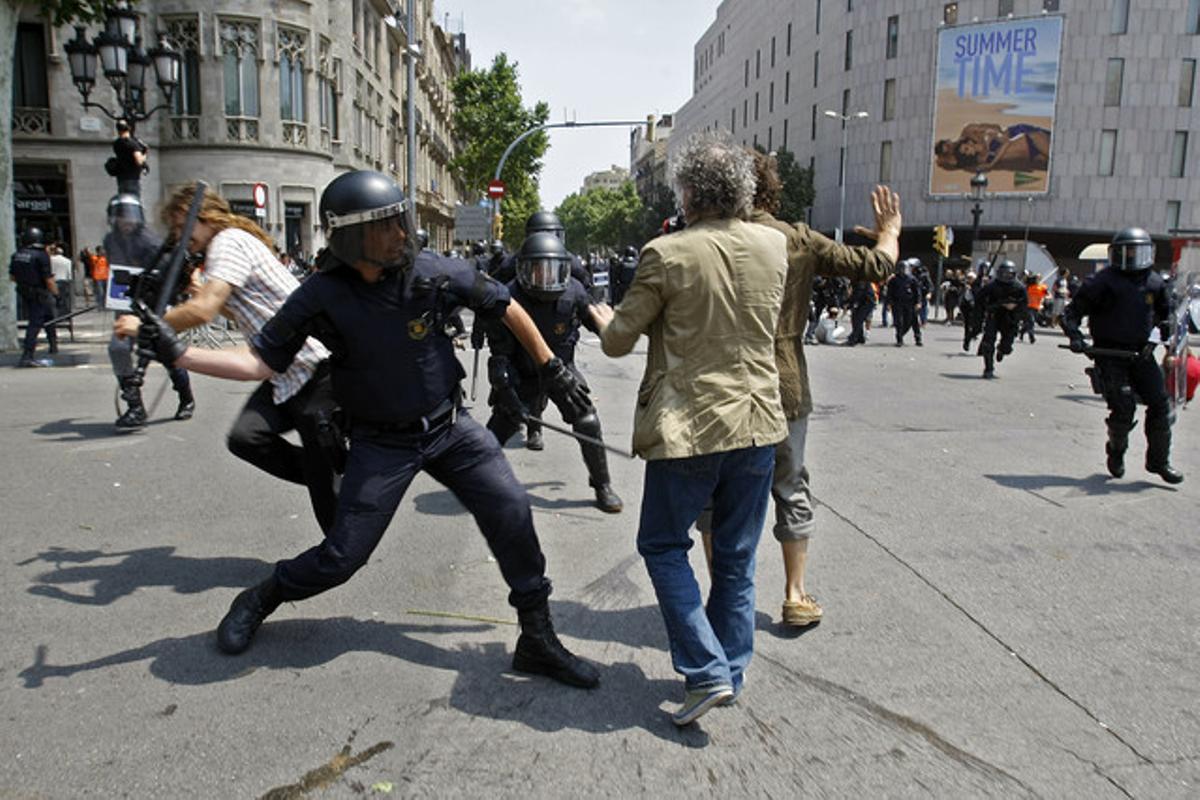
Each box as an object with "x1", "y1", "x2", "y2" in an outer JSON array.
[
  {"x1": 171, "y1": 371, "x2": 195, "y2": 421},
  {"x1": 525, "y1": 426, "x2": 544, "y2": 451},
  {"x1": 216, "y1": 576, "x2": 283, "y2": 655},
  {"x1": 512, "y1": 601, "x2": 600, "y2": 689},
  {"x1": 982, "y1": 352, "x2": 996, "y2": 379},
  {"x1": 114, "y1": 377, "x2": 147, "y2": 429},
  {"x1": 17, "y1": 350, "x2": 36, "y2": 368},
  {"x1": 1105, "y1": 426, "x2": 1128, "y2": 478},
  {"x1": 1145, "y1": 418, "x2": 1184, "y2": 485}
]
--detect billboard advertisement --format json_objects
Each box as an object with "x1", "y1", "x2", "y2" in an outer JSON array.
[{"x1": 930, "y1": 16, "x2": 1063, "y2": 196}]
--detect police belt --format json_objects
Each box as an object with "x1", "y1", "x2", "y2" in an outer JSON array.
[{"x1": 354, "y1": 396, "x2": 457, "y2": 436}]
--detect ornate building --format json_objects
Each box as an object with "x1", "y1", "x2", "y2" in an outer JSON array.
[{"x1": 11, "y1": 0, "x2": 469, "y2": 259}]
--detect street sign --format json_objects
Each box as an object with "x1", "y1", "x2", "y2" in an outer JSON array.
[
  {"x1": 252, "y1": 182, "x2": 268, "y2": 209},
  {"x1": 487, "y1": 180, "x2": 506, "y2": 199},
  {"x1": 454, "y1": 205, "x2": 492, "y2": 242}
]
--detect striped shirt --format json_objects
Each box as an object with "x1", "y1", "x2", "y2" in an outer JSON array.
[{"x1": 203, "y1": 228, "x2": 329, "y2": 403}]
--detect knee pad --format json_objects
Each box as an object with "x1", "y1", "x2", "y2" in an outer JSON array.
[{"x1": 573, "y1": 411, "x2": 602, "y2": 439}]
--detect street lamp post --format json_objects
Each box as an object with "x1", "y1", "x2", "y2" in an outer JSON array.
[
  {"x1": 823, "y1": 109, "x2": 869, "y2": 244},
  {"x1": 969, "y1": 170, "x2": 988, "y2": 259}
]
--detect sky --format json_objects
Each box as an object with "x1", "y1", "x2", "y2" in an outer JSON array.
[{"x1": 435, "y1": 0, "x2": 718, "y2": 209}]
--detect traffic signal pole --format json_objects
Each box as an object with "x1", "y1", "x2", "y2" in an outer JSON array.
[{"x1": 490, "y1": 119, "x2": 648, "y2": 243}]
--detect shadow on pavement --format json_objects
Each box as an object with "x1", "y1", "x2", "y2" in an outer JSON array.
[
  {"x1": 20, "y1": 546, "x2": 272, "y2": 606},
  {"x1": 984, "y1": 472, "x2": 1176, "y2": 496},
  {"x1": 412, "y1": 482, "x2": 596, "y2": 517},
  {"x1": 17, "y1": 612, "x2": 709, "y2": 745},
  {"x1": 938, "y1": 372, "x2": 987, "y2": 381},
  {"x1": 32, "y1": 416, "x2": 176, "y2": 441}
]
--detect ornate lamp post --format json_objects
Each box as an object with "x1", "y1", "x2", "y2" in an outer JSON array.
[{"x1": 969, "y1": 170, "x2": 988, "y2": 256}]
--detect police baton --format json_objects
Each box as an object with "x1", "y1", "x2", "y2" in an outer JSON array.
[
  {"x1": 470, "y1": 347, "x2": 480, "y2": 401},
  {"x1": 1057, "y1": 344, "x2": 1141, "y2": 360},
  {"x1": 522, "y1": 413, "x2": 635, "y2": 459},
  {"x1": 44, "y1": 303, "x2": 100, "y2": 328}
]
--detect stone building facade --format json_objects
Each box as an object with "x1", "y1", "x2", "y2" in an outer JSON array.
[
  {"x1": 11, "y1": 0, "x2": 469, "y2": 260},
  {"x1": 672, "y1": 0, "x2": 1200, "y2": 262}
]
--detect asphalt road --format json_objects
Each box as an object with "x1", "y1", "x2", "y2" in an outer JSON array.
[{"x1": 0, "y1": 315, "x2": 1196, "y2": 798}]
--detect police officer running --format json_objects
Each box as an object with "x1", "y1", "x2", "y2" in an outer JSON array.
[
  {"x1": 137, "y1": 170, "x2": 601, "y2": 688},
  {"x1": 886, "y1": 258, "x2": 923, "y2": 346},
  {"x1": 104, "y1": 194, "x2": 195, "y2": 427},
  {"x1": 490, "y1": 210, "x2": 591, "y2": 289},
  {"x1": 8, "y1": 228, "x2": 57, "y2": 368},
  {"x1": 484, "y1": 231, "x2": 623, "y2": 513},
  {"x1": 1061, "y1": 228, "x2": 1183, "y2": 484},
  {"x1": 975, "y1": 259, "x2": 1026, "y2": 379}
]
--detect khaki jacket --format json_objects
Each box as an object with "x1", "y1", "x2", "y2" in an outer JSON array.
[
  {"x1": 752, "y1": 209, "x2": 895, "y2": 419},
  {"x1": 600, "y1": 217, "x2": 789, "y2": 460}
]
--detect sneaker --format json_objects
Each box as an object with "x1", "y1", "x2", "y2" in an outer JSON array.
[
  {"x1": 671, "y1": 684, "x2": 734, "y2": 726},
  {"x1": 782, "y1": 595, "x2": 823, "y2": 626}
]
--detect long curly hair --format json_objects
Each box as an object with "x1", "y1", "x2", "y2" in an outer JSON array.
[
  {"x1": 160, "y1": 184, "x2": 277, "y2": 253},
  {"x1": 670, "y1": 132, "x2": 756, "y2": 220},
  {"x1": 750, "y1": 149, "x2": 782, "y2": 215}
]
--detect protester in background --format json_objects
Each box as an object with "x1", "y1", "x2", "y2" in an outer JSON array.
[
  {"x1": 46, "y1": 244, "x2": 74, "y2": 352},
  {"x1": 1020, "y1": 273, "x2": 1048, "y2": 343},
  {"x1": 91, "y1": 247, "x2": 110, "y2": 308}
]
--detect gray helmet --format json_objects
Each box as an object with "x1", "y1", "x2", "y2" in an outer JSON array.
[
  {"x1": 525, "y1": 210, "x2": 565, "y2": 241},
  {"x1": 107, "y1": 194, "x2": 145, "y2": 228},
  {"x1": 318, "y1": 170, "x2": 410, "y2": 272},
  {"x1": 1109, "y1": 227, "x2": 1154, "y2": 272},
  {"x1": 994, "y1": 259, "x2": 1018, "y2": 282},
  {"x1": 415, "y1": 228, "x2": 430, "y2": 249},
  {"x1": 517, "y1": 231, "x2": 572, "y2": 299},
  {"x1": 21, "y1": 227, "x2": 44, "y2": 247}
]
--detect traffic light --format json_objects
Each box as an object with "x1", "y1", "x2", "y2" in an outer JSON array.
[
  {"x1": 933, "y1": 225, "x2": 950, "y2": 258},
  {"x1": 493, "y1": 212, "x2": 504, "y2": 242}
]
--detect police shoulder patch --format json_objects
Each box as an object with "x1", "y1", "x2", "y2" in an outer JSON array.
[
  {"x1": 408, "y1": 318, "x2": 429, "y2": 340},
  {"x1": 554, "y1": 322, "x2": 568, "y2": 335}
]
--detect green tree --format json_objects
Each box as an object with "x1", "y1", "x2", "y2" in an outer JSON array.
[
  {"x1": 555, "y1": 181, "x2": 644, "y2": 256},
  {"x1": 2, "y1": 1, "x2": 118, "y2": 350},
  {"x1": 449, "y1": 53, "x2": 549, "y2": 249},
  {"x1": 636, "y1": 180, "x2": 677, "y2": 244},
  {"x1": 774, "y1": 148, "x2": 815, "y2": 225}
]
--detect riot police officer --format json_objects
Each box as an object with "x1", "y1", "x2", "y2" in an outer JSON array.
[
  {"x1": 975, "y1": 259, "x2": 1026, "y2": 379},
  {"x1": 886, "y1": 258, "x2": 923, "y2": 346},
  {"x1": 1061, "y1": 228, "x2": 1183, "y2": 484},
  {"x1": 138, "y1": 170, "x2": 601, "y2": 687},
  {"x1": 491, "y1": 211, "x2": 590, "y2": 288},
  {"x1": 8, "y1": 228, "x2": 57, "y2": 368},
  {"x1": 844, "y1": 280, "x2": 876, "y2": 346},
  {"x1": 960, "y1": 261, "x2": 989, "y2": 351},
  {"x1": 610, "y1": 245, "x2": 639, "y2": 306},
  {"x1": 484, "y1": 232, "x2": 623, "y2": 513},
  {"x1": 103, "y1": 194, "x2": 194, "y2": 428}
]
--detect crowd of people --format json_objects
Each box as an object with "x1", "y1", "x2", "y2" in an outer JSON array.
[{"x1": 8, "y1": 127, "x2": 1187, "y2": 729}]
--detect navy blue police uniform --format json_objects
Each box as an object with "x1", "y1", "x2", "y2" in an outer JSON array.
[
  {"x1": 9, "y1": 244, "x2": 54, "y2": 364},
  {"x1": 845, "y1": 281, "x2": 876, "y2": 346},
  {"x1": 975, "y1": 276, "x2": 1027, "y2": 376},
  {"x1": 251, "y1": 249, "x2": 554, "y2": 608},
  {"x1": 886, "y1": 271, "x2": 922, "y2": 346}
]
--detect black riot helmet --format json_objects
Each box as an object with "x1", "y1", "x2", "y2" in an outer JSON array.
[
  {"x1": 525, "y1": 210, "x2": 565, "y2": 241},
  {"x1": 624, "y1": 245, "x2": 638, "y2": 260},
  {"x1": 1109, "y1": 227, "x2": 1154, "y2": 272},
  {"x1": 415, "y1": 228, "x2": 430, "y2": 249},
  {"x1": 21, "y1": 227, "x2": 44, "y2": 247},
  {"x1": 517, "y1": 231, "x2": 572, "y2": 299},
  {"x1": 318, "y1": 170, "x2": 410, "y2": 272},
  {"x1": 994, "y1": 259, "x2": 1018, "y2": 283},
  {"x1": 107, "y1": 194, "x2": 145, "y2": 230},
  {"x1": 472, "y1": 240, "x2": 487, "y2": 257}
]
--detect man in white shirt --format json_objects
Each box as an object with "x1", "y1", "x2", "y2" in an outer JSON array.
[{"x1": 46, "y1": 244, "x2": 74, "y2": 352}]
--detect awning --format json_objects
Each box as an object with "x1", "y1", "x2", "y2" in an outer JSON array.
[{"x1": 1078, "y1": 243, "x2": 1108, "y2": 260}]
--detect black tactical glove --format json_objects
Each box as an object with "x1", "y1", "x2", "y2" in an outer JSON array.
[
  {"x1": 133, "y1": 301, "x2": 187, "y2": 367},
  {"x1": 540, "y1": 356, "x2": 591, "y2": 424},
  {"x1": 1068, "y1": 336, "x2": 1087, "y2": 354}
]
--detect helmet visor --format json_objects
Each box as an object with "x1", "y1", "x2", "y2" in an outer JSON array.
[
  {"x1": 1110, "y1": 243, "x2": 1154, "y2": 271},
  {"x1": 519, "y1": 256, "x2": 570, "y2": 293},
  {"x1": 329, "y1": 211, "x2": 408, "y2": 270}
]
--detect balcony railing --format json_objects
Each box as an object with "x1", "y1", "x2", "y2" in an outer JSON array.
[
  {"x1": 282, "y1": 121, "x2": 308, "y2": 147},
  {"x1": 225, "y1": 116, "x2": 260, "y2": 142},
  {"x1": 12, "y1": 107, "x2": 51, "y2": 136},
  {"x1": 170, "y1": 115, "x2": 200, "y2": 141}
]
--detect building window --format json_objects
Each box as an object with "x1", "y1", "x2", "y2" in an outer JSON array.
[
  {"x1": 785, "y1": 71, "x2": 791, "y2": 104},
  {"x1": 755, "y1": 91, "x2": 760, "y2": 121},
  {"x1": 1043, "y1": 0, "x2": 1060, "y2": 11},
  {"x1": 786, "y1": 23, "x2": 793, "y2": 57},
  {"x1": 1189, "y1": 0, "x2": 1200, "y2": 34},
  {"x1": 164, "y1": 17, "x2": 201, "y2": 118},
  {"x1": 886, "y1": 15, "x2": 899, "y2": 59},
  {"x1": 844, "y1": 30, "x2": 853, "y2": 71},
  {"x1": 1167, "y1": 201, "x2": 1182, "y2": 232},
  {"x1": 278, "y1": 26, "x2": 308, "y2": 125},
  {"x1": 13, "y1": 23, "x2": 49, "y2": 109},
  {"x1": 1111, "y1": 0, "x2": 1130, "y2": 34},
  {"x1": 816, "y1": 0, "x2": 822, "y2": 34},
  {"x1": 944, "y1": 3, "x2": 958, "y2": 25},
  {"x1": 318, "y1": 44, "x2": 339, "y2": 144},
  {"x1": 883, "y1": 78, "x2": 896, "y2": 121},
  {"x1": 771, "y1": 36, "x2": 776, "y2": 68},
  {"x1": 811, "y1": 104, "x2": 818, "y2": 140},
  {"x1": 768, "y1": 126, "x2": 773, "y2": 151},
  {"x1": 838, "y1": 147, "x2": 845, "y2": 186},
  {"x1": 221, "y1": 19, "x2": 260, "y2": 119},
  {"x1": 842, "y1": 88, "x2": 851, "y2": 116},
  {"x1": 743, "y1": 99, "x2": 748, "y2": 128},
  {"x1": 756, "y1": 49, "x2": 761, "y2": 79},
  {"x1": 1171, "y1": 131, "x2": 1189, "y2": 178},
  {"x1": 1099, "y1": 129, "x2": 1118, "y2": 176},
  {"x1": 813, "y1": 51, "x2": 820, "y2": 87},
  {"x1": 731, "y1": 107, "x2": 737, "y2": 134},
  {"x1": 745, "y1": 59, "x2": 749, "y2": 87},
  {"x1": 352, "y1": 0, "x2": 361, "y2": 49},
  {"x1": 1104, "y1": 58, "x2": 1124, "y2": 106},
  {"x1": 880, "y1": 140, "x2": 893, "y2": 183},
  {"x1": 769, "y1": 82, "x2": 775, "y2": 113},
  {"x1": 783, "y1": 118, "x2": 789, "y2": 149},
  {"x1": 999, "y1": 0, "x2": 1015, "y2": 15},
  {"x1": 1181, "y1": 59, "x2": 1197, "y2": 107}
]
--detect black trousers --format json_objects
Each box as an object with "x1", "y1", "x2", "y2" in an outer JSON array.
[
  {"x1": 893, "y1": 304, "x2": 920, "y2": 343},
  {"x1": 1096, "y1": 354, "x2": 1170, "y2": 432},
  {"x1": 227, "y1": 362, "x2": 339, "y2": 534},
  {"x1": 274, "y1": 409, "x2": 552, "y2": 610},
  {"x1": 848, "y1": 304, "x2": 873, "y2": 344},
  {"x1": 979, "y1": 309, "x2": 1019, "y2": 361},
  {"x1": 17, "y1": 287, "x2": 54, "y2": 357}
]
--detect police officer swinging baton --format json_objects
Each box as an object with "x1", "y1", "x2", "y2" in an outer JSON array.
[{"x1": 521, "y1": 413, "x2": 635, "y2": 459}]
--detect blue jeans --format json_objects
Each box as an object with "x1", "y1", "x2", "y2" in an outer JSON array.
[{"x1": 637, "y1": 445, "x2": 775, "y2": 691}]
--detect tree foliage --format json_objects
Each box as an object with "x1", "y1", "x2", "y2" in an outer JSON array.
[
  {"x1": 774, "y1": 148, "x2": 815, "y2": 225},
  {"x1": 635, "y1": 180, "x2": 678, "y2": 244},
  {"x1": 555, "y1": 181, "x2": 645, "y2": 256},
  {"x1": 1, "y1": 1, "x2": 127, "y2": 351},
  {"x1": 449, "y1": 53, "x2": 549, "y2": 249}
]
